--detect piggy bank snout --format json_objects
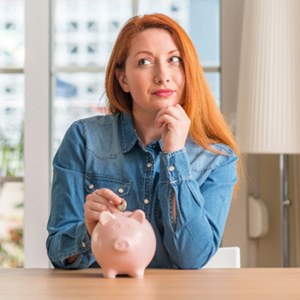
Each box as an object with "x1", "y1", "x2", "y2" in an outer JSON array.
[{"x1": 114, "y1": 238, "x2": 130, "y2": 252}]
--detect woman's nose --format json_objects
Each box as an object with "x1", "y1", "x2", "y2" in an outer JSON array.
[{"x1": 154, "y1": 64, "x2": 170, "y2": 84}]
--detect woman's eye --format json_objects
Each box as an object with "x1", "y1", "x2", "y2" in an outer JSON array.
[
  {"x1": 138, "y1": 58, "x2": 151, "y2": 66},
  {"x1": 169, "y1": 56, "x2": 182, "y2": 63}
]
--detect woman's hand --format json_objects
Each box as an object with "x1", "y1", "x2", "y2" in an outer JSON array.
[
  {"x1": 84, "y1": 188, "x2": 122, "y2": 236},
  {"x1": 156, "y1": 104, "x2": 191, "y2": 153}
]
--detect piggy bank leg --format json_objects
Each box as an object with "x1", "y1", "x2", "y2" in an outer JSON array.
[
  {"x1": 102, "y1": 268, "x2": 118, "y2": 279},
  {"x1": 129, "y1": 269, "x2": 145, "y2": 278}
]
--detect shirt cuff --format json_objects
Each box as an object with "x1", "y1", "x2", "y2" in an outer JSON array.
[
  {"x1": 160, "y1": 148, "x2": 192, "y2": 183},
  {"x1": 60, "y1": 222, "x2": 92, "y2": 268},
  {"x1": 75, "y1": 222, "x2": 92, "y2": 253}
]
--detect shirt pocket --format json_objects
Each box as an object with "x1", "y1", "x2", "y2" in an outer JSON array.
[{"x1": 84, "y1": 174, "x2": 131, "y2": 199}]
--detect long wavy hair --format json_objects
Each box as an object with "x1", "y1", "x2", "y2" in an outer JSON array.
[{"x1": 105, "y1": 13, "x2": 240, "y2": 185}]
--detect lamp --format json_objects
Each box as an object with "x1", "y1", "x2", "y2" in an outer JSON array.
[{"x1": 236, "y1": 0, "x2": 300, "y2": 267}]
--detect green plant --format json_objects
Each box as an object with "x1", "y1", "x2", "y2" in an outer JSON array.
[
  {"x1": 0, "y1": 124, "x2": 25, "y2": 267},
  {"x1": 0, "y1": 125, "x2": 24, "y2": 177}
]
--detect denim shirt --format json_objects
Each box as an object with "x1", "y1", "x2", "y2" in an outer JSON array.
[{"x1": 46, "y1": 112, "x2": 238, "y2": 269}]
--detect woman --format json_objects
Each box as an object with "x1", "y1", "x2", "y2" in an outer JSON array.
[{"x1": 47, "y1": 13, "x2": 240, "y2": 269}]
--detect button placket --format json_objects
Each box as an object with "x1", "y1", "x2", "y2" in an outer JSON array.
[{"x1": 143, "y1": 153, "x2": 154, "y2": 214}]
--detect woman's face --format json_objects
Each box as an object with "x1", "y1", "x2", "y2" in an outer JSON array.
[{"x1": 116, "y1": 28, "x2": 185, "y2": 118}]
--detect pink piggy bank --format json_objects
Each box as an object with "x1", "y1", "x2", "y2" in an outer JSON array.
[{"x1": 91, "y1": 209, "x2": 156, "y2": 278}]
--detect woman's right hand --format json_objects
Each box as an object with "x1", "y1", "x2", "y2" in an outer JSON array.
[{"x1": 84, "y1": 188, "x2": 123, "y2": 236}]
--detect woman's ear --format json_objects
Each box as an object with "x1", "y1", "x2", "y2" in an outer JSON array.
[{"x1": 115, "y1": 69, "x2": 130, "y2": 93}]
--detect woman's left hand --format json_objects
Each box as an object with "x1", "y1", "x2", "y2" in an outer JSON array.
[{"x1": 156, "y1": 104, "x2": 191, "y2": 152}]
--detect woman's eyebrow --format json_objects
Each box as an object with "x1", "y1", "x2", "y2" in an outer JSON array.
[
  {"x1": 133, "y1": 49, "x2": 180, "y2": 57},
  {"x1": 133, "y1": 50, "x2": 153, "y2": 57}
]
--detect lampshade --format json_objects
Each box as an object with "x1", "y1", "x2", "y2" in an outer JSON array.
[{"x1": 236, "y1": 0, "x2": 300, "y2": 154}]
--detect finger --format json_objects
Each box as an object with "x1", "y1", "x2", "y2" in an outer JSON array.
[
  {"x1": 166, "y1": 105, "x2": 187, "y2": 120},
  {"x1": 167, "y1": 105, "x2": 190, "y2": 127},
  {"x1": 156, "y1": 109, "x2": 173, "y2": 128},
  {"x1": 156, "y1": 112, "x2": 179, "y2": 129},
  {"x1": 175, "y1": 103, "x2": 185, "y2": 111},
  {"x1": 86, "y1": 201, "x2": 107, "y2": 213},
  {"x1": 156, "y1": 106, "x2": 182, "y2": 126},
  {"x1": 94, "y1": 188, "x2": 123, "y2": 206},
  {"x1": 87, "y1": 189, "x2": 124, "y2": 213},
  {"x1": 85, "y1": 200, "x2": 118, "y2": 226},
  {"x1": 155, "y1": 106, "x2": 171, "y2": 122},
  {"x1": 156, "y1": 113, "x2": 168, "y2": 128}
]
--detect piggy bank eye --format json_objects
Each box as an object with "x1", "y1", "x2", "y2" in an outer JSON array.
[
  {"x1": 114, "y1": 223, "x2": 121, "y2": 229},
  {"x1": 124, "y1": 223, "x2": 130, "y2": 229}
]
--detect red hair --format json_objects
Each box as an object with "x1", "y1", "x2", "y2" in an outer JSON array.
[{"x1": 105, "y1": 14, "x2": 240, "y2": 187}]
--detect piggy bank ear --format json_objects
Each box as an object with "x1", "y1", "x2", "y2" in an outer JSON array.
[
  {"x1": 99, "y1": 211, "x2": 116, "y2": 226},
  {"x1": 130, "y1": 209, "x2": 145, "y2": 224}
]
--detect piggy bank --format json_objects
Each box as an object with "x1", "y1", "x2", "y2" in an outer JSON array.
[{"x1": 91, "y1": 209, "x2": 156, "y2": 278}]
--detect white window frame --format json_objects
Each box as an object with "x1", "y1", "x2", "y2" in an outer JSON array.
[{"x1": 24, "y1": 0, "x2": 51, "y2": 267}]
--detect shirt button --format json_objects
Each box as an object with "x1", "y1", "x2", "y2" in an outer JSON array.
[
  {"x1": 89, "y1": 184, "x2": 94, "y2": 190},
  {"x1": 82, "y1": 242, "x2": 87, "y2": 248},
  {"x1": 144, "y1": 199, "x2": 150, "y2": 205},
  {"x1": 169, "y1": 166, "x2": 175, "y2": 172},
  {"x1": 118, "y1": 188, "x2": 124, "y2": 194},
  {"x1": 147, "y1": 163, "x2": 152, "y2": 168}
]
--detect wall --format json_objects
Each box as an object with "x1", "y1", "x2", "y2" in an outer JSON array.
[
  {"x1": 221, "y1": 0, "x2": 300, "y2": 268},
  {"x1": 290, "y1": 156, "x2": 300, "y2": 266},
  {"x1": 221, "y1": 0, "x2": 281, "y2": 268},
  {"x1": 221, "y1": 0, "x2": 252, "y2": 267}
]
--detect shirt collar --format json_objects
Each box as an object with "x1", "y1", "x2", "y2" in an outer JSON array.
[
  {"x1": 118, "y1": 112, "x2": 139, "y2": 153},
  {"x1": 118, "y1": 112, "x2": 163, "y2": 153}
]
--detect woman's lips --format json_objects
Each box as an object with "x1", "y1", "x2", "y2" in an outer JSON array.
[{"x1": 153, "y1": 89, "x2": 175, "y2": 97}]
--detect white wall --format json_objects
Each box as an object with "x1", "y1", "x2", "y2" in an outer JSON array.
[{"x1": 221, "y1": 0, "x2": 258, "y2": 267}]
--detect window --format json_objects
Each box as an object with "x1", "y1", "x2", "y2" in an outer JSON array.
[{"x1": 0, "y1": 0, "x2": 24, "y2": 267}]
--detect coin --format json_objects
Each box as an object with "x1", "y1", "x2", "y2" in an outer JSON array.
[{"x1": 118, "y1": 198, "x2": 127, "y2": 211}]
